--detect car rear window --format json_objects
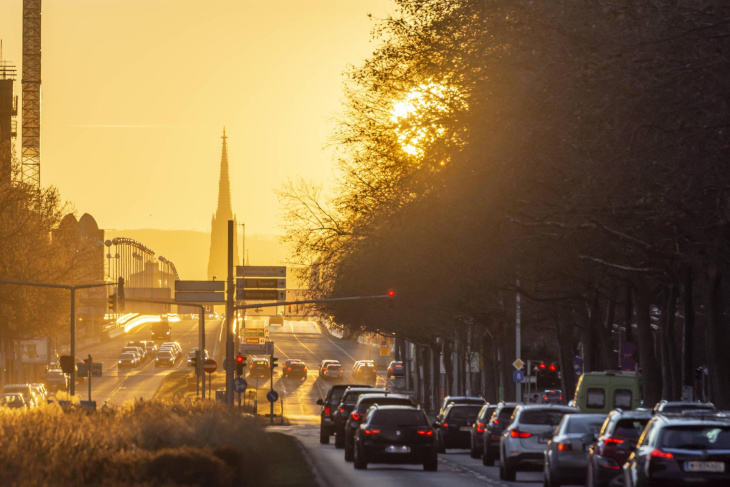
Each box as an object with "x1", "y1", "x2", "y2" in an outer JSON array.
[
  {"x1": 659, "y1": 426, "x2": 730, "y2": 450},
  {"x1": 498, "y1": 407, "x2": 516, "y2": 421},
  {"x1": 520, "y1": 409, "x2": 568, "y2": 426},
  {"x1": 371, "y1": 409, "x2": 427, "y2": 428},
  {"x1": 613, "y1": 418, "x2": 650, "y2": 438},
  {"x1": 447, "y1": 406, "x2": 482, "y2": 422},
  {"x1": 566, "y1": 417, "x2": 604, "y2": 434},
  {"x1": 358, "y1": 398, "x2": 413, "y2": 412}
]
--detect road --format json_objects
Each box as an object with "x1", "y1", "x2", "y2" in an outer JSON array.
[
  {"x1": 267, "y1": 320, "x2": 545, "y2": 487},
  {"x1": 68, "y1": 317, "x2": 223, "y2": 406}
]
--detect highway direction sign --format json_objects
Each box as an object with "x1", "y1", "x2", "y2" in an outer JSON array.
[
  {"x1": 204, "y1": 359, "x2": 217, "y2": 374},
  {"x1": 235, "y1": 289, "x2": 285, "y2": 301},
  {"x1": 91, "y1": 363, "x2": 102, "y2": 377},
  {"x1": 236, "y1": 266, "x2": 286, "y2": 278},
  {"x1": 236, "y1": 278, "x2": 286, "y2": 289}
]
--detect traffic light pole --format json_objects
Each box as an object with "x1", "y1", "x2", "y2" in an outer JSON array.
[{"x1": 226, "y1": 221, "x2": 235, "y2": 406}]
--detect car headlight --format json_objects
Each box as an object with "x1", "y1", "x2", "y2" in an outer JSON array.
[{"x1": 118, "y1": 360, "x2": 122, "y2": 364}]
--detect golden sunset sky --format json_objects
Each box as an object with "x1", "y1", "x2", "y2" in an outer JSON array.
[{"x1": 0, "y1": 0, "x2": 393, "y2": 235}]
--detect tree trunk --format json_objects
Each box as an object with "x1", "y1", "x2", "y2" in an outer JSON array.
[
  {"x1": 634, "y1": 284, "x2": 662, "y2": 405},
  {"x1": 600, "y1": 287, "x2": 617, "y2": 370},
  {"x1": 705, "y1": 267, "x2": 730, "y2": 408},
  {"x1": 442, "y1": 339, "x2": 454, "y2": 396},
  {"x1": 681, "y1": 266, "x2": 695, "y2": 398},
  {"x1": 431, "y1": 341, "x2": 441, "y2": 411},
  {"x1": 624, "y1": 282, "x2": 634, "y2": 342},
  {"x1": 414, "y1": 343, "x2": 422, "y2": 404}
]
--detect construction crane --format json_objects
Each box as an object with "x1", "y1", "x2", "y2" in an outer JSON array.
[{"x1": 21, "y1": 0, "x2": 41, "y2": 189}]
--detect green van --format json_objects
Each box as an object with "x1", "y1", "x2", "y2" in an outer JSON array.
[{"x1": 573, "y1": 371, "x2": 641, "y2": 414}]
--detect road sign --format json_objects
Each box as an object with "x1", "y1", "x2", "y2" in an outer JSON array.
[
  {"x1": 91, "y1": 363, "x2": 102, "y2": 377},
  {"x1": 513, "y1": 359, "x2": 524, "y2": 370},
  {"x1": 266, "y1": 390, "x2": 279, "y2": 402},
  {"x1": 236, "y1": 289, "x2": 285, "y2": 301},
  {"x1": 236, "y1": 266, "x2": 286, "y2": 278},
  {"x1": 622, "y1": 341, "x2": 636, "y2": 356},
  {"x1": 175, "y1": 280, "x2": 225, "y2": 292},
  {"x1": 237, "y1": 278, "x2": 286, "y2": 289},
  {"x1": 621, "y1": 357, "x2": 636, "y2": 371},
  {"x1": 175, "y1": 292, "x2": 226, "y2": 303},
  {"x1": 513, "y1": 370, "x2": 525, "y2": 383},
  {"x1": 233, "y1": 377, "x2": 248, "y2": 393},
  {"x1": 204, "y1": 359, "x2": 217, "y2": 374}
]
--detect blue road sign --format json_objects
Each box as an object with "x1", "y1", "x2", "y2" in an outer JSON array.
[
  {"x1": 234, "y1": 378, "x2": 248, "y2": 393},
  {"x1": 266, "y1": 390, "x2": 279, "y2": 403},
  {"x1": 513, "y1": 370, "x2": 525, "y2": 383}
]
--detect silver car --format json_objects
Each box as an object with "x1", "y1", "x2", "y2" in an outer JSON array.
[
  {"x1": 500, "y1": 404, "x2": 578, "y2": 481},
  {"x1": 543, "y1": 413, "x2": 606, "y2": 486}
]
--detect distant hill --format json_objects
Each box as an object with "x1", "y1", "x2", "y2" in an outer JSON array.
[{"x1": 105, "y1": 229, "x2": 289, "y2": 280}]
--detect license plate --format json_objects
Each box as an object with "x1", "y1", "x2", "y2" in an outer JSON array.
[
  {"x1": 460, "y1": 427, "x2": 471, "y2": 432},
  {"x1": 685, "y1": 461, "x2": 725, "y2": 473},
  {"x1": 385, "y1": 445, "x2": 411, "y2": 453}
]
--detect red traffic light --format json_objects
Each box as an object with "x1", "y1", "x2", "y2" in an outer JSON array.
[
  {"x1": 387, "y1": 290, "x2": 395, "y2": 297},
  {"x1": 548, "y1": 364, "x2": 557, "y2": 372},
  {"x1": 236, "y1": 355, "x2": 244, "y2": 363},
  {"x1": 539, "y1": 362, "x2": 546, "y2": 371}
]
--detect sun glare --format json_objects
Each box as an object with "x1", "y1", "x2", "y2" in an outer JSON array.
[{"x1": 390, "y1": 83, "x2": 467, "y2": 160}]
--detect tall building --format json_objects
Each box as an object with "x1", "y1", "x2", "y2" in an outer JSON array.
[{"x1": 207, "y1": 128, "x2": 239, "y2": 282}]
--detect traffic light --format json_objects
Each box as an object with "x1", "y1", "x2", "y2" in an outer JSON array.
[
  {"x1": 270, "y1": 356, "x2": 279, "y2": 369},
  {"x1": 387, "y1": 290, "x2": 395, "y2": 297},
  {"x1": 59, "y1": 355, "x2": 75, "y2": 374},
  {"x1": 236, "y1": 355, "x2": 247, "y2": 376},
  {"x1": 108, "y1": 293, "x2": 117, "y2": 313},
  {"x1": 190, "y1": 354, "x2": 198, "y2": 368},
  {"x1": 548, "y1": 363, "x2": 557, "y2": 373},
  {"x1": 538, "y1": 362, "x2": 547, "y2": 373},
  {"x1": 118, "y1": 277, "x2": 125, "y2": 311}
]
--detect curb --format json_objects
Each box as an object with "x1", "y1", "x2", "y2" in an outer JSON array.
[{"x1": 290, "y1": 434, "x2": 330, "y2": 487}]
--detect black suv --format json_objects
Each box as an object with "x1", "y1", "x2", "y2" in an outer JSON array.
[
  {"x1": 344, "y1": 393, "x2": 415, "y2": 461},
  {"x1": 316, "y1": 383, "x2": 368, "y2": 444},
  {"x1": 332, "y1": 387, "x2": 383, "y2": 448},
  {"x1": 482, "y1": 401, "x2": 518, "y2": 466},
  {"x1": 435, "y1": 395, "x2": 486, "y2": 423},
  {"x1": 354, "y1": 405, "x2": 437, "y2": 471},
  {"x1": 435, "y1": 403, "x2": 484, "y2": 452},
  {"x1": 470, "y1": 403, "x2": 497, "y2": 458},
  {"x1": 623, "y1": 411, "x2": 730, "y2": 487}
]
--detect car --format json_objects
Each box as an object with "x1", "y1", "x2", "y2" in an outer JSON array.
[
  {"x1": 319, "y1": 359, "x2": 341, "y2": 378},
  {"x1": 387, "y1": 361, "x2": 405, "y2": 378},
  {"x1": 332, "y1": 387, "x2": 385, "y2": 448},
  {"x1": 482, "y1": 401, "x2": 519, "y2": 466},
  {"x1": 121, "y1": 346, "x2": 144, "y2": 362},
  {"x1": 282, "y1": 360, "x2": 307, "y2": 379},
  {"x1": 652, "y1": 400, "x2": 716, "y2": 415},
  {"x1": 145, "y1": 342, "x2": 158, "y2": 355},
  {"x1": 586, "y1": 408, "x2": 653, "y2": 487},
  {"x1": 127, "y1": 341, "x2": 148, "y2": 359},
  {"x1": 317, "y1": 383, "x2": 369, "y2": 444},
  {"x1": 470, "y1": 403, "x2": 497, "y2": 458},
  {"x1": 622, "y1": 411, "x2": 730, "y2": 487},
  {"x1": 354, "y1": 405, "x2": 438, "y2": 471},
  {"x1": 45, "y1": 368, "x2": 67, "y2": 392},
  {"x1": 323, "y1": 364, "x2": 344, "y2": 381},
  {"x1": 352, "y1": 362, "x2": 377, "y2": 382},
  {"x1": 500, "y1": 404, "x2": 579, "y2": 481},
  {"x1": 155, "y1": 349, "x2": 176, "y2": 367},
  {"x1": 0, "y1": 393, "x2": 27, "y2": 409},
  {"x1": 118, "y1": 352, "x2": 139, "y2": 368},
  {"x1": 3, "y1": 384, "x2": 36, "y2": 408},
  {"x1": 435, "y1": 403, "x2": 484, "y2": 452},
  {"x1": 574, "y1": 370, "x2": 640, "y2": 413},
  {"x1": 436, "y1": 395, "x2": 487, "y2": 422},
  {"x1": 540, "y1": 389, "x2": 564, "y2": 404},
  {"x1": 187, "y1": 348, "x2": 209, "y2": 366},
  {"x1": 249, "y1": 358, "x2": 270, "y2": 378},
  {"x1": 543, "y1": 413, "x2": 606, "y2": 487},
  {"x1": 352, "y1": 359, "x2": 375, "y2": 371},
  {"x1": 344, "y1": 393, "x2": 415, "y2": 461},
  {"x1": 161, "y1": 342, "x2": 182, "y2": 359}
]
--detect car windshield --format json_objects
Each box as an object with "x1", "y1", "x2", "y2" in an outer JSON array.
[
  {"x1": 613, "y1": 418, "x2": 650, "y2": 438},
  {"x1": 660, "y1": 426, "x2": 730, "y2": 450},
  {"x1": 326, "y1": 365, "x2": 340, "y2": 370},
  {"x1": 121, "y1": 353, "x2": 134, "y2": 359},
  {"x1": 371, "y1": 409, "x2": 426, "y2": 428},
  {"x1": 520, "y1": 409, "x2": 568, "y2": 426},
  {"x1": 566, "y1": 417, "x2": 604, "y2": 434},
  {"x1": 158, "y1": 351, "x2": 172, "y2": 357}
]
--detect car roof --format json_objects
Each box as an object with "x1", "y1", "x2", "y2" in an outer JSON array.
[
  {"x1": 654, "y1": 412, "x2": 730, "y2": 426},
  {"x1": 516, "y1": 404, "x2": 578, "y2": 411},
  {"x1": 610, "y1": 409, "x2": 653, "y2": 419},
  {"x1": 358, "y1": 393, "x2": 410, "y2": 401},
  {"x1": 370, "y1": 404, "x2": 419, "y2": 413}
]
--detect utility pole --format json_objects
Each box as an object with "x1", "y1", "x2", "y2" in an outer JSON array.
[
  {"x1": 226, "y1": 220, "x2": 235, "y2": 405},
  {"x1": 516, "y1": 278, "x2": 522, "y2": 403}
]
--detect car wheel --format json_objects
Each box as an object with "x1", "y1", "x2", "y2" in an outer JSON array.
[
  {"x1": 334, "y1": 430, "x2": 345, "y2": 449},
  {"x1": 319, "y1": 428, "x2": 329, "y2": 445},
  {"x1": 500, "y1": 451, "x2": 516, "y2": 481},
  {"x1": 470, "y1": 436, "x2": 480, "y2": 459},
  {"x1": 353, "y1": 444, "x2": 367, "y2": 470},
  {"x1": 483, "y1": 437, "x2": 494, "y2": 466},
  {"x1": 423, "y1": 450, "x2": 438, "y2": 471}
]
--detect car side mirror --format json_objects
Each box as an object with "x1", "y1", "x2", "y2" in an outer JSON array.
[
  {"x1": 316, "y1": 399, "x2": 324, "y2": 406},
  {"x1": 618, "y1": 440, "x2": 635, "y2": 452}
]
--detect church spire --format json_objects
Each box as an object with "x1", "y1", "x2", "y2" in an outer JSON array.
[{"x1": 216, "y1": 127, "x2": 233, "y2": 220}]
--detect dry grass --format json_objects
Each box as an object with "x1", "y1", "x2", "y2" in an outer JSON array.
[{"x1": 0, "y1": 399, "x2": 269, "y2": 487}]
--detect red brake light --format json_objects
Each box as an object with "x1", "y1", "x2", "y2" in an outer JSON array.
[
  {"x1": 557, "y1": 442, "x2": 572, "y2": 451},
  {"x1": 363, "y1": 428, "x2": 380, "y2": 435},
  {"x1": 477, "y1": 423, "x2": 486, "y2": 433},
  {"x1": 324, "y1": 407, "x2": 331, "y2": 417},
  {"x1": 493, "y1": 419, "x2": 499, "y2": 425},
  {"x1": 339, "y1": 407, "x2": 345, "y2": 414},
  {"x1": 442, "y1": 423, "x2": 449, "y2": 428},
  {"x1": 351, "y1": 413, "x2": 362, "y2": 421},
  {"x1": 605, "y1": 438, "x2": 623, "y2": 445},
  {"x1": 650, "y1": 449, "x2": 674, "y2": 459},
  {"x1": 417, "y1": 429, "x2": 433, "y2": 436},
  {"x1": 543, "y1": 396, "x2": 548, "y2": 401},
  {"x1": 510, "y1": 430, "x2": 531, "y2": 438}
]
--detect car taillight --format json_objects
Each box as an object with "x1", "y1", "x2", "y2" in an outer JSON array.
[
  {"x1": 417, "y1": 429, "x2": 433, "y2": 436},
  {"x1": 493, "y1": 419, "x2": 499, "y2": 425},
  {"x1": 557, "y1": 442, "x2": 572, "y2": 451},
  {"x1": 363, "y1": 428, "x2": 380, "y2": 435},
  {"x1": 543, "y1": 396, "x2": 548, "y2": 401},
  {"x1": 510, "y1": 430, "x2": 531, "y2": 438},
  {"x1": 650, "y1": 449, "x2": 674, "y2": 459},
  {"x1": 604, "y1": 438, "x2": 623, "y2": 445},
  {"x1": 340, "y1": 407, "x2": 345, "y2": 414},
  {"x1": 351, "y1": 412, "x2": 361, "y2": 421},
  {"x1": 324, "y1": 407, "x2": 331, "y2": 417},
  {"x1": 596, "y1": 456, "x2": 621, "y2": 470},
  {"x1": 477, "y1": 422, "x2": 486, "y2": 433},
  {"x1": 442, "y1": 423, "x2": 449, "y2": 428}
]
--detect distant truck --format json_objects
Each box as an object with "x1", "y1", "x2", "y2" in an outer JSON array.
[
  {"x1": 151, "y1": 318, "x2": 171, "y2": 341},
  {"x1": 573, "y1": 370, "x2": 640, "y2": 414}
]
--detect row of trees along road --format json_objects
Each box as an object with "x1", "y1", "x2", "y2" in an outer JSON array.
[{"x1": 280, "y1": 1, "x2": 730, "y2": 410}]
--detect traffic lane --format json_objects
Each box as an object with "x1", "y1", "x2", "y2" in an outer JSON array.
[
  {"x1": 436, "y1": 449, "x2": 543, "y2": 485},
  {"x1": 280, "y1": 424, "x2": 540, "y2": 487}
]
